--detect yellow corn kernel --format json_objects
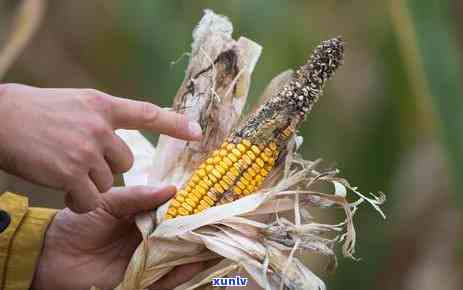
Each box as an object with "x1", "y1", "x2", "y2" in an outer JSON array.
[
  {"x1": 222, "y1": 175, "x2": 234, "y2": 186},
  {"x1": 177, "y1": 208, "x2": 189, "y2": 216},
  {"x1": 219, "y1": 160, "x2": 229, "y2": 170},
  {"x1": 197, "y1": 204, "x2": 207, "y2": 211},
  {"x1": 223, "y1": 156, "x2": 233, "y2": 166},
  {"x1": 214, "y1": 182, "x2": 225, "y2": 193},
  {"x1": 231, "y1": 148, "x2": 242, "y2": 158},
  {"x1": 226, "y1": 143, "x2": 235, "y2": 151},
  {"x1": 269, "y1": 142, "x2": 278, "y2": 151},
  {"x1": 246, "y1": 151, "x2": 256, "y2": 160},
  {"x1": 191, "y1": 189, "x2": 202, "y2": 200},
  {"x1": 198, "y1": 181, "x2": 209, "y2": 191},
  {"x1": 247, "y1": 167, "x2": 257, "y2": 177},
  {"x1": 267, "y1": 158, "x2": 276, "y2": 166},
  {"x1": 236, "y1": 181, "x2": 246, "y2": 190},
  {"x1": 185, "y1": 198, "x2": 196, "y2": 208},
  {"x1": 175, "y1": 195, "x2": 185, "y2": 203},
  {"x1": 170, "y1": 199, "x2": 181, "y2": 208},
  {"x1": 247, "y1": 184, "x2": 256, "y2": 192},
  {"x1": 203, "y1": 196, "x2": 215, "y2": 206},
  {"x1": 191, "y1": 174, "x2": 201, "y2": 183},
  {"x1": 165, "y1": 140, "x2": 279, "y2": 219},
  {"x1": 234, "y1": 158, "x2": 250, "y2": 172},
  {"x1": 203, "y1": 176, "x2": 214, "y2": 187},
  {"x1": 249, "y1": 178, "x2": 257, "y2": 186},
  {"x1": 182, "y1": 203, "x2": 193, "y2": 212},
  {"x1": 215, "y1": 165, "x2": 226, "y2": 175},
  {"x1": 190, "y1": 195, "x2": 200, "y2": 203},
  {"x1": 237, "y1": 144, "x2": 247, "y2": 153},
  {"x1": 260, "y1": 168, "x2": 269, "y2": 177},
  {"x1": 167, "y1": 207, "x2": 177, "y2": 216},
  {"x1": 256, "y1": 158, "x2": 265, "y2": 168},
  {"x1": 234, "y1": 162, "x2": 244, "y2": 172},
  {"x1": 226, "y1": 171, "x2": 237, "y2": 181},
  {"x1": 219, "y1": 180, "x2": 229, "y2": 190},
  {"x1": 251, "y1": 145, "x2": 261, "y2": 155},
  {"x1": 208, "y1": 173, "x2": 219, "y2": 182},
  {"x1": 197, "y1": 169, "x2": 206, "y2": 178},
  {"x1": 260, "y1": 153, "x2": 270, "y2": 162},
  {"x1": 240, "y1": 176, "x2": 250, "y2": 186},
  {"x1": 255, "y1": 175, "x2": 264, "y2": 186},
  {"x1": 263, "y1": 148, "x2": 273, "y2": 157},
  {"x1": 228, "y1": 153, "x2": 238, "y2": 162},
  {"x1": 175, "y1": 190, "x2": 186, "y2": 201},
  {"x1": 196, "y1": 186, "x2": 207, "y2": 195},
  {"x1": 242, "y1": 139, "x2": 252, "y2": 148},
  {"x1": 233, "y1": 186, "x2": 243, "y2": 195},
  {"x1": 230, "y1": 166, "x2": 240, "y2": 177},
  {"x1": 207, "y1": 191, "x2": 218, "y2": 201},
  {"x1": 265, "y1": 164, "x2": 273, "y2": 172},
  {"x1": 238, "y1": 155, "x2": 252, "y2": 167},
  {"x1": 243, "y1": 171, "x2": 252, "y2": 181},
  {"x1": 251, "y1": 163, "x2": 261, "y2": 172}
]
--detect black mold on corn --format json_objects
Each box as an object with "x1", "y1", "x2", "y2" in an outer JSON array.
[
  {"x1": 230, "y1": 37, "x2": 345, "y2": 146},
  {"x1": 166, "y1": 37, "x2": 345, "y2": 219}
]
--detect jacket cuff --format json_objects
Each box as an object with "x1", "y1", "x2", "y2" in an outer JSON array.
[{"x1": 0, "y1": 192, "x2": 57, "y2": 290}]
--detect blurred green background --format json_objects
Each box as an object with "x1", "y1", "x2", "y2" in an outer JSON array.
[{"x1": 1, "y1": 1, "x2": 462, "y2": 290}]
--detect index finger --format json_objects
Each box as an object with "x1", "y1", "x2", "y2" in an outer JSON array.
[{"x1": 109, "y1": 97, "x2": 202, "y2": 141}]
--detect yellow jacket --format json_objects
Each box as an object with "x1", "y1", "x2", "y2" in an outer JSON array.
[{"x1": 0, "y1": 192, "x2": 56, "y2": 290}]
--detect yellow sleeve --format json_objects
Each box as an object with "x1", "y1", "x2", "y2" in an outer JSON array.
[{"x1": 0, "y1": 192, "x2": 57, "y2": 290}]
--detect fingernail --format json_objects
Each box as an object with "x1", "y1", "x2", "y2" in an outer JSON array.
[{"x1": 188, "y1": 121, "x2": 202, "y2": 139}]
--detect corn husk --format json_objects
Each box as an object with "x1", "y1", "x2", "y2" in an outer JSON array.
[{"x1": 113, "y1": 10, "x2": 385, "y2": 290}]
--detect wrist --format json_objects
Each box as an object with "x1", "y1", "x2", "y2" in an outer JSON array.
[{"x1": 31, "y1": 209, "x2": 59, "y2": 290}]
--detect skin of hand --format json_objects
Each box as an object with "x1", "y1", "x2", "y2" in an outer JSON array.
[
  {"x1": 0, "y1": 83, "x2": 202, "y2": 213},
  {"x1": 32, "y1": 186, "x2": 209, "y2": 290}
]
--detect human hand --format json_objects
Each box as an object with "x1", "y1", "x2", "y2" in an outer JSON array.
[
  {"x1": 32, "y1": 186, "x2": 207, "y2": 290},
  {"x1": 0, "y1": 84, "x2": 202, "y2": 213}
]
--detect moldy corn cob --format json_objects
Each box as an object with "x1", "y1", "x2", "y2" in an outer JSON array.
[{"x1": 165, "y1": 37, "x2": 345, "y2": 219}]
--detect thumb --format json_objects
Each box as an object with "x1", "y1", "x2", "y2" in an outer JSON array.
[{"x1": 97, "y1": 185, "x2": 176, "y2": 218}]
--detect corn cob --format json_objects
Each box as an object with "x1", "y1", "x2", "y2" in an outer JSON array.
[{"x1": 165, "y1": 37, "x2": 345, "y2": 219}]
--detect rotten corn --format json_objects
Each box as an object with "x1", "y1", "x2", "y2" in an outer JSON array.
[{"x1": 165, "y1": 37, "x2": 345, "y2": 219}]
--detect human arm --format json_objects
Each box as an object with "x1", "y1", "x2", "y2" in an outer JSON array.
[
  {"x1": 0, "y1": 187, "x2": 207, "y2": 290},
  {"x1": 0, "y1": 84, "x2": 202, "y2": 213}
]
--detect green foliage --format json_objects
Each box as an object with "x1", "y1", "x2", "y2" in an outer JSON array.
[{"x1": 407, "y1": 0, "x2": 463, "y2": 201}]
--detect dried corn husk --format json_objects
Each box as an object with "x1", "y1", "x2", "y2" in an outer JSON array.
[{"x1": 113, "y1": 10, "x2": 385, "y2": 290}]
